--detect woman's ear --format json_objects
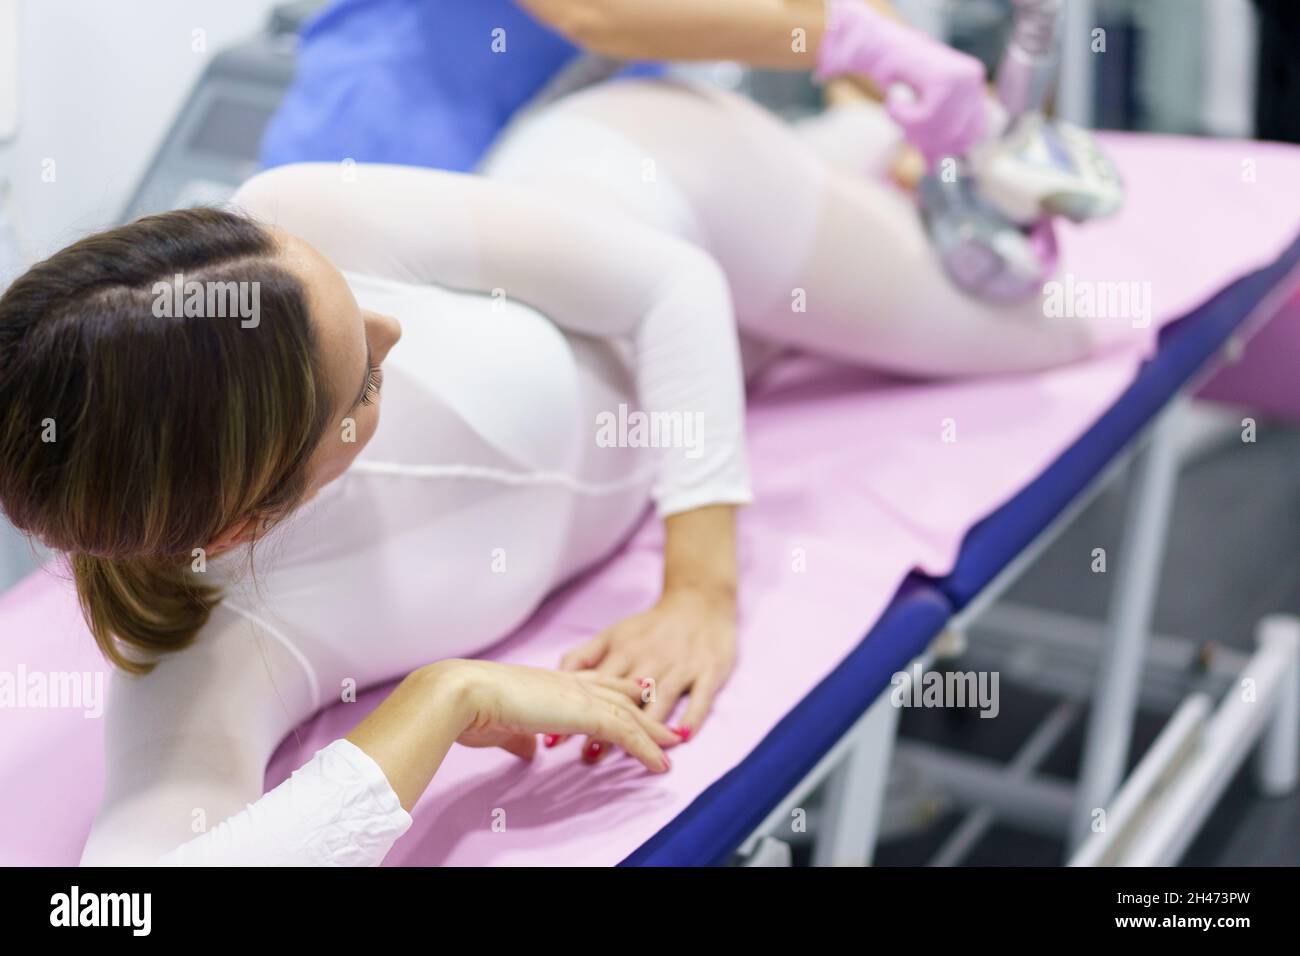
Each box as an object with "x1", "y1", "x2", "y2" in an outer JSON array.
[{"x1": 205, "y1": 514, "x2": 264, "y2": 556}]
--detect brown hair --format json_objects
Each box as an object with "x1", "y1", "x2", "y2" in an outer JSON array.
[{"x1": 0, "y1": 207, "x2": 333, "y2": 673}]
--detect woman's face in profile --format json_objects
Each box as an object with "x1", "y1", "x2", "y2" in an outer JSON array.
[{"x1": 276, "y1": 230, "x2": 403, "y2": 498}]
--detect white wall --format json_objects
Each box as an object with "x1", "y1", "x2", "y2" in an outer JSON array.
[
  {"x1": 0, "y1": 0, "x2": 280, "y2": 589},
  {"x1": 0, "y1": 0, "x2": 278, "y2": 259},
  {"x1": 1202, "y1": 0, "x2": 1258, "y2": 138}
]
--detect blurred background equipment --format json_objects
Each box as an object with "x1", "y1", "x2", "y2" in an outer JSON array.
[
  {"x1": 119, "y1": 1, "x2": 320, "y2": 220},
  {"x1": 1253, "y1": 0, "x2": 1300, "y2": 143}
]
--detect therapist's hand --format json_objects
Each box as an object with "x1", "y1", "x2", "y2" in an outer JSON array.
[
  {"x1": 816, "y1": 0, "x2": 987, "y2": 165},
  {"x1": 347, "y1": 658, "x2": 677, "y2": 814}
]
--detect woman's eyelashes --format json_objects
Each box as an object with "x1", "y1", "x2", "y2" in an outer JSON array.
[{"x1": 359, "y1": 365, "x2": 384, "y2": 407}]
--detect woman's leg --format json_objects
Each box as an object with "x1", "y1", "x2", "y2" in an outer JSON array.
[
  {"x1": 790, "y1": 98, "x2": 908, "y2": 181},
  {"x1": 482, "y1": 79, "x2": 1099, "y2": 378}
]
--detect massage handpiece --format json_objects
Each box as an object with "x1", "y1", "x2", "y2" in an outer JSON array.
[
  {"x1": 968, "y1": 98, "x2": 1124, "y2": 225},
  {"x1": 916, "y1": 0, "x2": 1124, "y2": 302},
  {"x1": 997, "y1": 0, "x2": 1063, "y2": 118}
]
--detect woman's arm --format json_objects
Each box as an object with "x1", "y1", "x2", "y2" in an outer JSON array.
[
  {"x1": 347, "y1": 659, "x2": 677, "y2": 811},
  {"x1": 559, "y1": 504, "x2": 740, "y2": 747},
  {"x1": 233, "y1": 162, "x2": 752, "y2": 520},
  {"x1": 161, "y1": 663, "x2": 674, "y2": 866},
  {"x1": 82, "y1": 611, "x2": 675, "y2": 866},
  {"x1": 662, "y1": 504, "x2": 738, "y2": 601}
]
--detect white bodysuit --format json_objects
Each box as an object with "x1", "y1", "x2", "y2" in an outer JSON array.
[
  {"x1": 80, "y1": 82, "x2": 1099, "y2": 865},
  {"x1": 78, "y1": 161, "x2": 751, "y2": 865}
]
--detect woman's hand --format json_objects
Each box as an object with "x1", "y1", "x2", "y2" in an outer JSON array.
[
  {"x1": 554, "y1": 503, "x2": 740, "y2": 763},
  {"x1": 559, "y1": 586, "x2": 737, "y2": 763},
  {"x1": 447, "y1": 660, "x2": 679, "y2": 772}
]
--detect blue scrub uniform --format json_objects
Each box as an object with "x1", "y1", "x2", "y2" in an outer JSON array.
[{"x1": 261, "y1": 0, "x2": 650, "y2": 172}]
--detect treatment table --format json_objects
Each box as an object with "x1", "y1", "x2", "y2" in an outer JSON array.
[{"x1": 2, "y1": 133, "x2": 1299, "y2": 867}]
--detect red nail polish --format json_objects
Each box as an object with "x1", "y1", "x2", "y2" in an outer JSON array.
[
  {"x1": 583, "y1": 741, "x2": 603, "y2": 762},
  {"x1": 673, "y1": 726, "x2": 692, "y2": 742},
  {"x1": 638, "y1": 678, "x2": 652, "y2": 689},
  {"x1": 543, "y1": 734, "x2": 559, "y2": 748}
]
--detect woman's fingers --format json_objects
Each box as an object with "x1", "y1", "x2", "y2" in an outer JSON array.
[
  {"x1": 582, "y1": 670, "x2": 673, "y2": 762},
  {"x1": 548, "y1": 671, "x2": 645, "y2": 748},
  {"x1": 456, "y1": 663, "x2": 673, "y2": 772},
  {"x1": 569, "y1": 655, "x2": 634, "y2": 759},
  {"x1": 588, "y1": 686, "x2": 681, "y2": 747},
  {"x1": 585, "y1": 704, "x2": 669, "y2": 773},
  {"x1": 498, "y1": 732, "x2": 538, "y2": 761},
  {"x1": 594, "y1": 650, "x2": 635, "y2": 679},
  {"x1": 583, "y1": 671, "x2": 687, "y2": 762},
  {"x1": 574, "y1": 670, "x2": 647, "y2": 703},
  {"x1": 549, "y1": 660, "x2": 693, "y2": 761},
  {"x1": 559, "y1": 631, "x2": 611, "y2": 672},
  {"x1": 644, "y1": 674, "x2": 690, "y2": 725},
  {"x1": 677, "y1": 669, "x2": 724, "y2": 739},
  {"x1": 553, "y1": 635, "x2": 615, "y2": 744}
]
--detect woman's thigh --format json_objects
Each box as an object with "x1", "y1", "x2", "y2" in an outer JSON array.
[
  {"x1": 480, "y1": 80, "x2": 826, "y2": 323},
  {"x1": 482, "y1": 79, "x2": 1099, "y2": 377}
]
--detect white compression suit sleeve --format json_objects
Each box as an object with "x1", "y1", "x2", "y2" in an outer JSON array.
[
  {"x1": 79, "y1": 608, "x2": 412, "y2": 867},
  {"x1": 231, "y1": 162, "x2": 753, "y2": 516}
]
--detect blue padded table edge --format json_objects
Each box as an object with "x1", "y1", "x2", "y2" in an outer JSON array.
[
  {"x1": 620, "y1": 575, "x2": 951, "y2": 866},
  {"x1": 934, "y1": 232, "x2": 1300, "y2": 609},
  {"x1": 618, "y1": 234, "x2": 1300, "y2": 866}
]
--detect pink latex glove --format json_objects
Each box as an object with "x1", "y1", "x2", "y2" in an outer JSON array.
[{"x1": 816, "y1": 0, "x2": 988, "y2": 166}]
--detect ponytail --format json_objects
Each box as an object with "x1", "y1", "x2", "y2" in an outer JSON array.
[{"x1": 68, "y1": 553, "x2": 220, "y2": 674}]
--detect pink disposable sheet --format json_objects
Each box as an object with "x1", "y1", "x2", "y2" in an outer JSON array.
[{"x1": 2, "y1": 135, "x2": 1299, "y2": 866}]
